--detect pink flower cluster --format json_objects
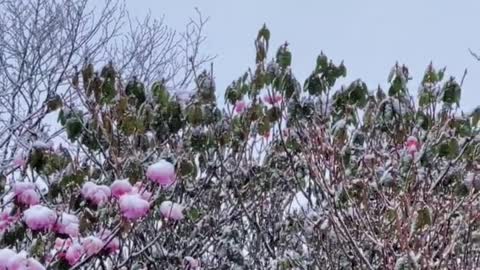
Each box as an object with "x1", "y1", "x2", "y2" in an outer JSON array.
[
  {"x1": 0, "y1": 248, "x2": 45, "y2": 270},
  {"x1": 119, "y1": 194, "x2": 150, "y2": 220},
  {"x1": 0, "y1": 208, "x2": 17, "y2": 233},
  {"x1": 263, "y1": 93, "x2": 283, "y2": 105},
  {"x1": 406, "y1": 136, "x2": 421, "y2": 156},
  {"x1": 159, "y1": 201, "x2": 185, "y2": 221},
  {"x1": 13, "y1": 182, "x2": 40, "y2": 206},
  {"x1": 23, "y1": 205, "x2": 57, "y2": 231},
  {"x1": 146, "y1": 160, "x2": 176, "y2": 187},
  {"x1": 53, "y1": 212, "x2": 80, "y2": 237},
  {"x1": 110, "y1": 179, "x2": 132, "y2": 198},
  {"x1": 234, "y1": 100, "x2": 247, "y2": 114},
  {"x1": 81, "y1": 179, "x2": 155, "y2": 221},
  {"x1": 55, "y1": 231, "x2": 120, "y2": 266},
  {"x1": 81, "y1": 182, "x2": 111, "y2": 207}
]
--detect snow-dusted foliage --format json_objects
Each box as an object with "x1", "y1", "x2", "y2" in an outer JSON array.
[{"x1": 0, "y1": 7, "x2": 479, "y2": 269}]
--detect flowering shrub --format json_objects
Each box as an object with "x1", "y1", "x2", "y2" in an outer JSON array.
[{"x1": 1, "y1": 16, "x2": 480, "y2": 269}]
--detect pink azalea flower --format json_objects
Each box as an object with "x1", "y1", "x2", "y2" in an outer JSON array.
[
  {"x1": 17, "y1": 189, "x2": 40, "y2": 206},
  {"x1": 263, "y1": 94, "x2": 283, "y2": 105},
  {"x1": 13, "y1": 182, "x2": 35, "y2": 194},
  {"x1": 23, "y1": 205, "x2": 57, "y2": 231},
  {"x1": 132, "y1": 182, "x2": 152, "y2": 201},
  {"x1": 25, "y1": 258, "x2": 45, "y2": 270},
  {"x1": 110, "y1": 179, "x2": 133, "y2": 199},
  {"x1": 234, "y1": 100, "x2": 247, "y2": 113},
  {"x1": 13, "y1": 182, "x2": 40, "y2": 206},
  {"x1": 81, "y1": 182, "x2": 111, "y2": 207},
  {"x1": 82, "y1": 236, "x2": 103, "y2": 256},
  {"x1": 159, "y1": 201, "x2": 185, "y2": 221},
  {"x1": 0, "y1": 208, "x2": 16, "y2": 233},
  {"x1": 406, "y1": 136, "x2": 420, "y2": 156},
  {"x1": 0, "y1": 248, "x2": 17, "y2": 270},
  {"x1": 98, "y1": 229, "x2": 120, "y2": 254},
  {"x1": 54, "y1": 213, "x2": 79, "y2": 237},
  {"x1": 65, "y1": 242, "x2": 83, "y2": 266},
  {"x1": 146, "y1": 160, "x2": 176, "y2": 187},
  {"x1": 119, "y1": 194, "x2": 150, "y2": 221},
  {"x1": 4, "y1": 253, "x2": 28, "y2": 270}
]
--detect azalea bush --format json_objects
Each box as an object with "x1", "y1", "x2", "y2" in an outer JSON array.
[{"x1": 1, "y1": 4, "x2": 480, "y2": 269}]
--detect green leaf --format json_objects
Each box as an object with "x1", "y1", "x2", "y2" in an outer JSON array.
[
  {"x1": 347, "y1": 79, "x2": 368, "y2": 108},
  {"x1": 441, "y1": 78, "x2": 461, "y2": 105},
  {"x1": 152, "y1": 81, "x2": 170, "y2": 107},
  {"x1": 46, "y1": 94, "x2": 63, "y2": 112},
  {"x1": 316, "y1": 52, "x2": 328, "y2": 70},
  {"x1": 438, "y1": 138, "x2": 459, "y2": 160},
  {"x1": 186, "y1": 105, "x2": 203, "y2": 127},
  {"x1": 258, "y1": 117, "x2": 271, "y2": 136},
  {"x1": 266, "y1": 106, "x2": 282, "y2": 122},
  {"x1": 187, "y1": 207, "x2": 202, "y2": 222},
  {"x1": 60, "y1": 170, "x2": 86, "y2": 189},
  {"x1": 414, "y1": 207, "x2": 432, "y2": 231},
  {"x1": 418, "y1": 88, "x2": 435, "y2": 108},
  {"x1": 257, "y1": 24, "x2": 270, "y2": 50},
  {"x1": 29, "y1": 238, "x2": 45, "y2": 258},
  {"x1": 247, "y1": 103, "x2": 263, "y2": 122},
  {"x1": 101, "y1": 77, "x2": 116, "y2": 104},
  {"x1": 225, "y1": 86, "x2": 241, "y2": 105},
  {"x1": 178, "y1": 159, "x2": 197, "y2": 177},
  {"x1": 167, "y1": 101, "x2": 184, "y2": 133},
  {"x1": 65, "y1": 118, "x2": 83, "y2": 142},
  {"x1": 3, "y1": 223, "x2": 26, "y2": 246},
  {"x1": 124, "y1": 159, "x2": 144, "y2": 184},
  {"x1": 126, "y1": 78, "x2": 146, "y2": 105},
  {"x1": 276, "y1": 44, "x2": 292, "y2": 68},
  {"x1": 416, "y1": 111, "x2": 432, "y2": 130},
  {"x1": 304, "y1": 73, "x2": 324, "y2": 96},
  {"x1": 384, "y1": 208, "x2": 397, "y2": 224},
  {"x1": 29, "y1": 149, "x2": 46, "y2": 172}
]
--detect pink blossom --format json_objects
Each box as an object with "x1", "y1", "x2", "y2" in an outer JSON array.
[
  {"x1": 13, "y1": 182, "x2": 40, "y2": 206},
  {"x1": 132, "y1": 182, "x2": 152, "y2": 201},
  {"x1": 98, "y1": 229, "x2": 120, "y2": 254},
  {"x1": 81, "y1": 182, "x2": 111, "y2": 206},
  {"x1": 110, "y1": 179, "x2": 132, "y2": 199},
  {"x1": 23, "y1": 205, "x2": 57, "y2": 231},
  {"x1": 234, "y1": 100, "x2": 247, "y2": 113},
  {"x1": 82, "y1": 236, "x2": 103, "y2": 256},
  {"x1": 17, "y1": 189, "x2": 40, "y2": 206},
  {"x1": 0, "y1": 209, "x2": 16, "y2": 233},
  {"x1": 406, "y1": 136, "x2": 420, "y2": 156},
  {"x1": 54, "y1": 213, "x2": 79, "y2": 237},
  {"x1": 184, "y1": 256, "x2": 200, "y2": 269},
  {"x1": 4, "y1": 253, "x2": 28, "y2": 270},
  {"x1": 25, "y1": 258, "x2": 45, "y2": 270},
  {"x1": 159, "y1": 201, "x2": 185, "y2": 221},
  {"x1": 0, "y1": 248, "x2": 17, "y2": 270},
  {"x1": 13, "y1": 182, "x2": 35, "y2": 194},
  {"x1": 146, "y1": 160, "x2": 176, "y2": 187},
  {"x1": 119, "y1": 194, "x2": 150, "y2": 220},
  {"x1": 263, "y1": 94, "x2": 283, "y2": 105},
  {"x1": 65, "y1": 242, "x2": 83, "y2": 266}
]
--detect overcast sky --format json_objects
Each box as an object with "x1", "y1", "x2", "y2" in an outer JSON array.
[{"x1": 126, "y1": 0, "x2": 480, "y2": 111}]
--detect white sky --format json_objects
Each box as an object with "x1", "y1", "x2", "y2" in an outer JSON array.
[{"x1": 127, "y1": 0, "x2": 480, "y2": 111}]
